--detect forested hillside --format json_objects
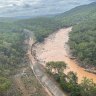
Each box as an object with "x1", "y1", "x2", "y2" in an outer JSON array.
[
  {"x1": 66, "y1": 2, "x2": 96, "y2": 68},
  {"x1": 0, "y1": 21, "x2": 26, "y2": 95},
  {"x1": 58, "y1": 3, "x2": 96, "y2": 68},
  {"x1": 55, "y1": 2, "x2": 96, "y2": 26},
  {"x1": 15, "y1": 17, "x2": 61, "y2": 42},
  {"x1": 0, "y1": 20, "x2": 49, "y2": 96},
  {"x1": 69, "y1": 18, "x2": 96, "y2": 68}
]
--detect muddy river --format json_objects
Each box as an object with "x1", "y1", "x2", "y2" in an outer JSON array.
[{"x1": 34, "y1": 27, "x2": 96, "y2": 83}]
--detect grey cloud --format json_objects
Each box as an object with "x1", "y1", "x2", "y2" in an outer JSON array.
[{"x1": 0, "y1": 0, "x2": 95, "y2": 17}]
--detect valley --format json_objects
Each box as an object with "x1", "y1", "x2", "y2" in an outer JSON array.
[
  {"x1": 0, "y1": 1, "x2": 96, "y2": 96},
  {"x1": 34, "y1": 27, "x2": 96, "y2": 83}
]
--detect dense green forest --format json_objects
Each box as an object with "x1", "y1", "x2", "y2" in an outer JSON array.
[
  {"x1": 46, "y1": 61, "x2": 96, "y2": 96},
  {"x1": 56, "y1": 2, "x2": 96, "y2": 68},
  {"x1": 15, "y1": 17, "x2": 61, "y2": 42},
  {"x1": 65, "y1": 2, "x2": 96, "y2": 67},
  {"x1": 0, "y1": 21, "x2": 26, "y2": 95},
  {"x1": 69, "y1": 18, "x2": 96, "y2": 67}
]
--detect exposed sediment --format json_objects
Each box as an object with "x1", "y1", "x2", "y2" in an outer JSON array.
[
  {"x1": 34, "y1": 27, "x2": 96, "y2": 83},
  {"x1": 27, "y1": 34, "x2": 67, "y2": 96}
]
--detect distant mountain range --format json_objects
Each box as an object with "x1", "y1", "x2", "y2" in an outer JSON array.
[{"x1": 0, "y1": 0, "x2": 95, "y2": 18}]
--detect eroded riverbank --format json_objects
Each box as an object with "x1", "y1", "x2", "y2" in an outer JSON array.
[
  {"x1": 27, "y1": 31, "x2": 67, "y2": 96},
  {"x1": 34, "y1": 27, "x2": 96, "y2": 83}
]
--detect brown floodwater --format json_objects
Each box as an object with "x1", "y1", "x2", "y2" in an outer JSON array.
[{"x1": 35, "y1": 27, "x2": 96, "y2": 83}]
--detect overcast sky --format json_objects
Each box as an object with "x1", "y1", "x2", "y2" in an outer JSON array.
[{"x1": 0, "y1": 0, "x2": 95, "y2": 17}]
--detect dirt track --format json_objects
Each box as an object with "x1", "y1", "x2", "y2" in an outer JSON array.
[{"x1": 27, "y1": 36, "x2": 67, "y2": 96}]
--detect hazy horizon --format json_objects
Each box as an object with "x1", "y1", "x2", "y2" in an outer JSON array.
[{"x1": 0, "y1": 0, "x2": 95, "y2": 17}]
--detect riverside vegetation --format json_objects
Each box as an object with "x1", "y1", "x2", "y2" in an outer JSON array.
[
  {"x1": 0, "y1": 2, "x2": 96, "y2": 96},
  {"x1": 0, "y1": 20, "x2": 50, "y2": 96},
  {"x1": 46, "y1": 61, "x2": 96, "y2": 96}
]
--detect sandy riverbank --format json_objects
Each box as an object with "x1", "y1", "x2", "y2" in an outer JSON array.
[{"x1": 33, "y1": 27, "x2": 96, "y2": 83}]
